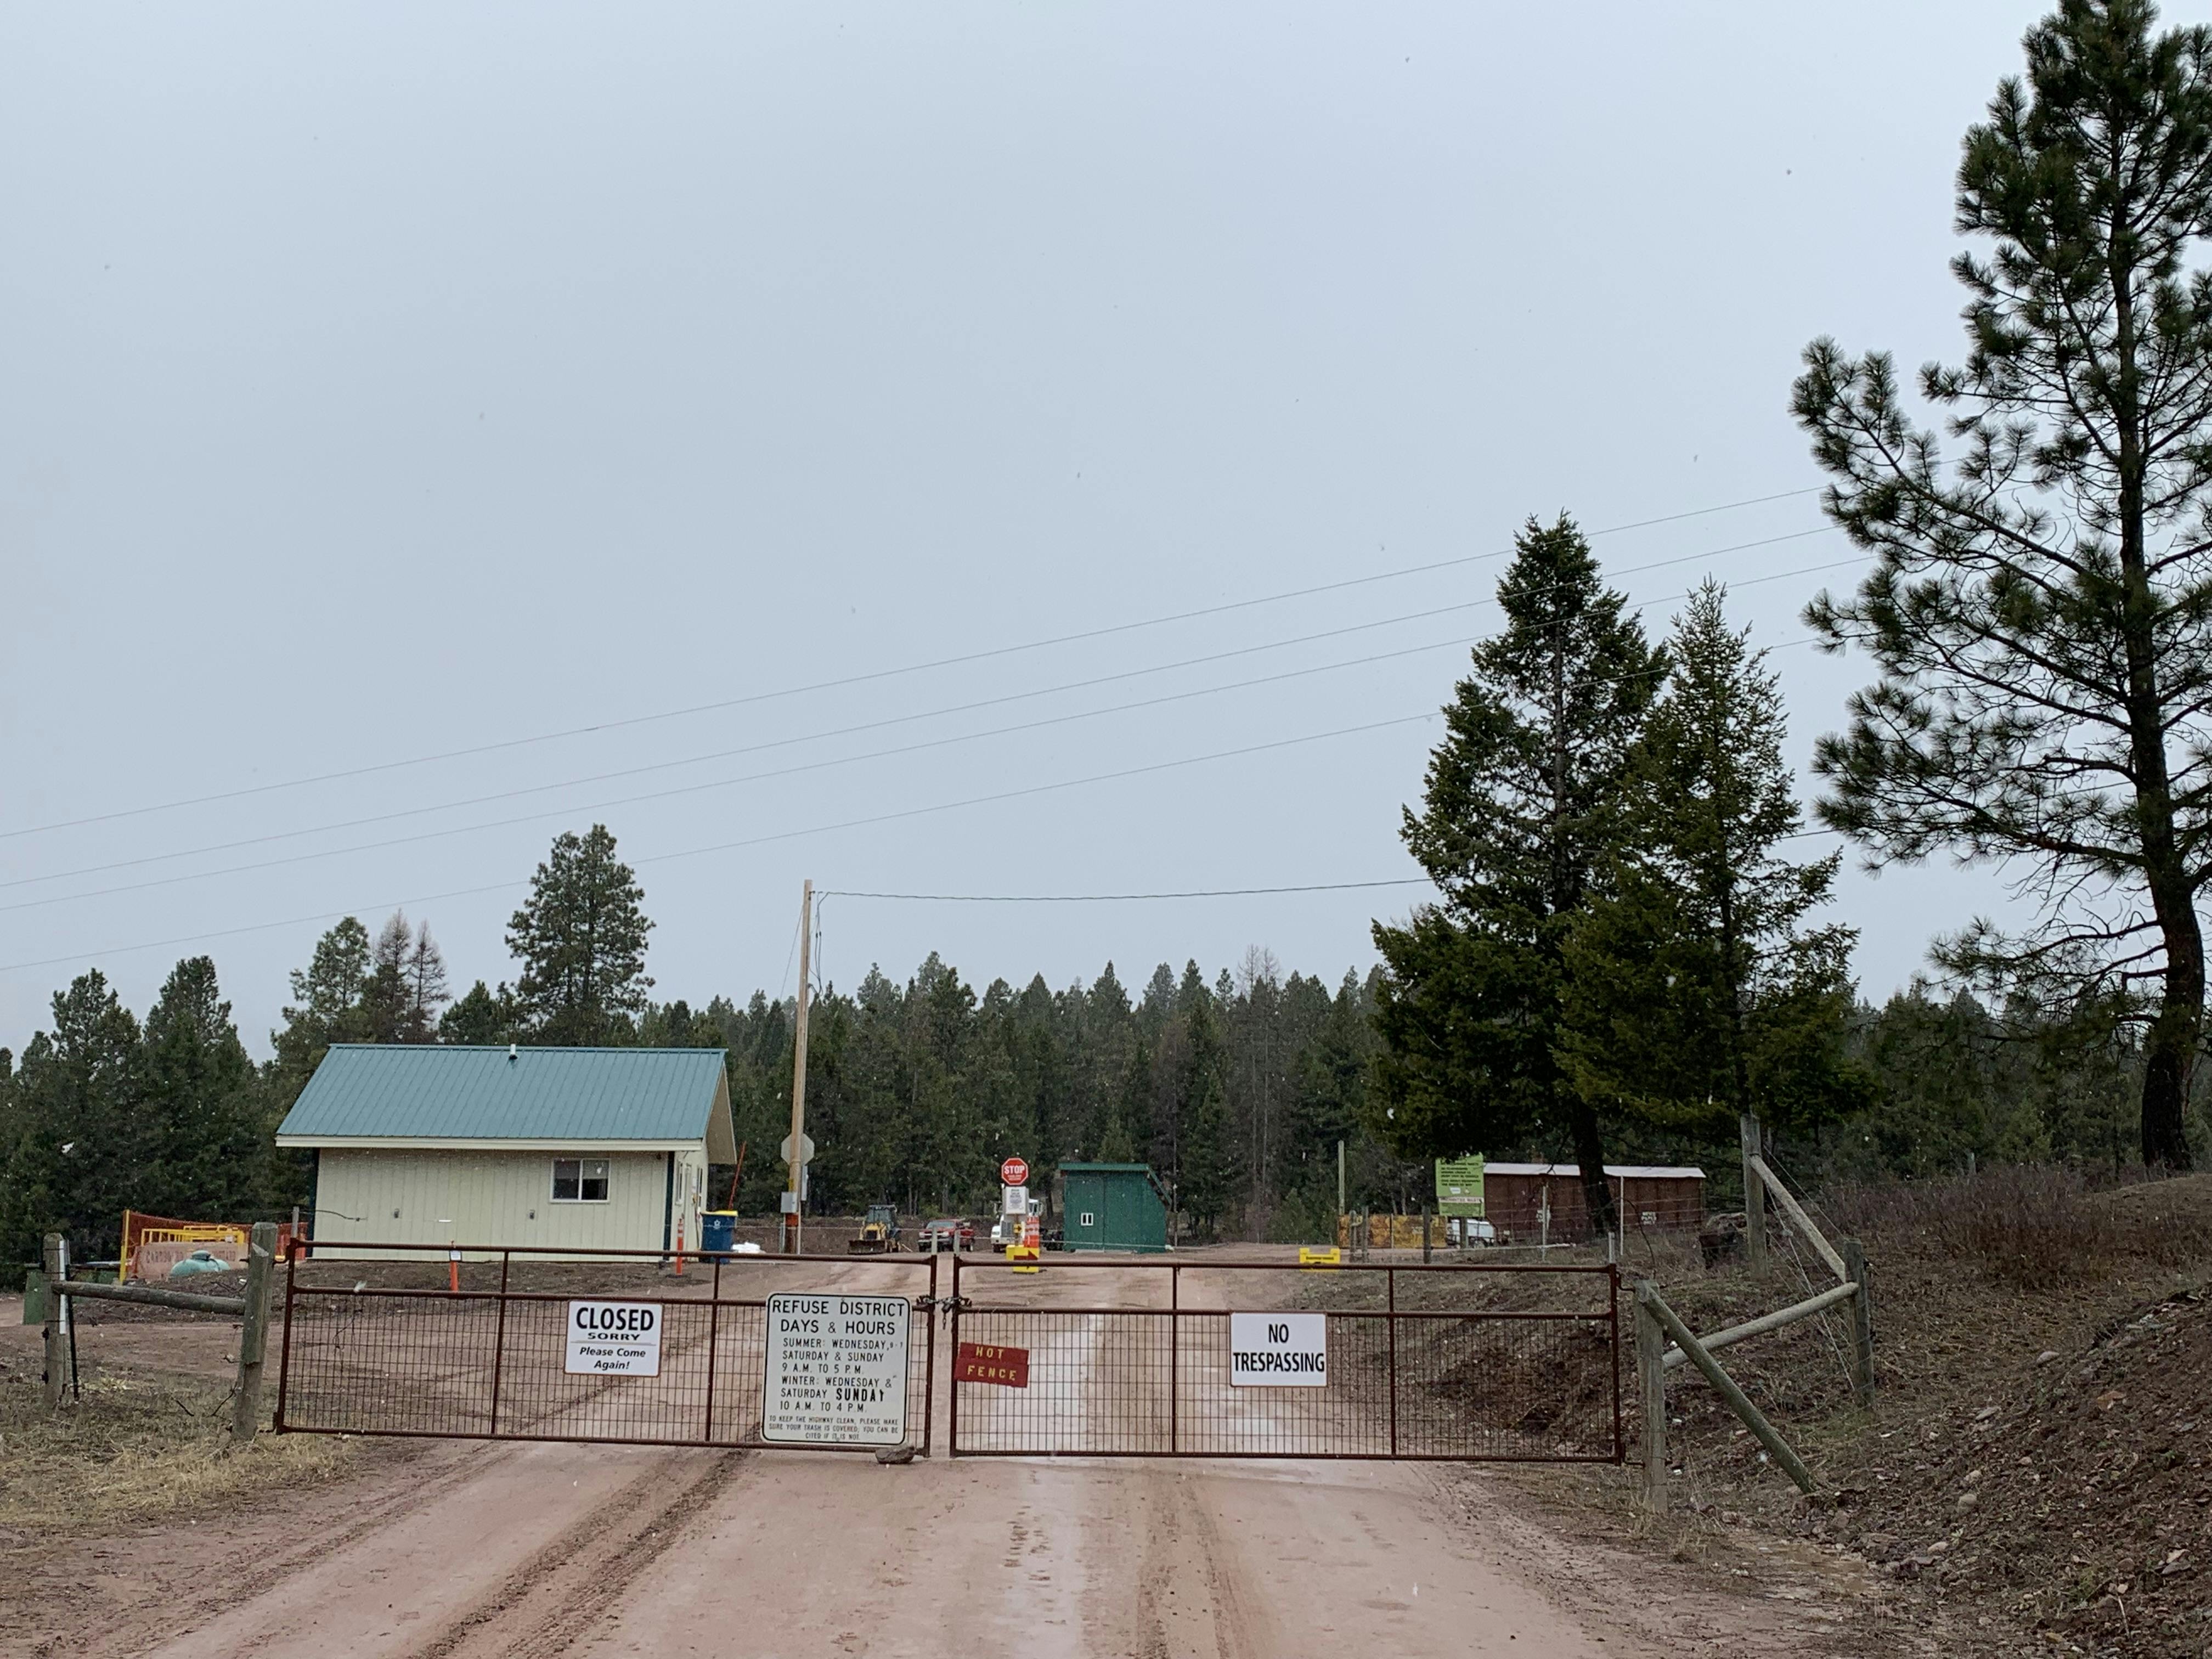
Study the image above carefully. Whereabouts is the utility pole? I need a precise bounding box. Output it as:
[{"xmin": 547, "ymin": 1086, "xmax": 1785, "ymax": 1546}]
[{"xmin": 784, "ymin": 879, "xmax": 813, "ymax": 1256}]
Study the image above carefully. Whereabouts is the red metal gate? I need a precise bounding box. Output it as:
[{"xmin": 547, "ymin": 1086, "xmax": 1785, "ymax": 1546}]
[
  {"xmin": 274, "ymin": 1242, "xmax": 936, "ymax": 1453},
  {"xmin": 946, "ymin": 1255, "xmax": 1622, "ymax": 1461}
]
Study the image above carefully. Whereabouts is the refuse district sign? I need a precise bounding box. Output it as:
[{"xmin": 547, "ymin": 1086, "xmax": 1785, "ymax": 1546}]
[
  {"xmin": 1227, "ymin": 1311, "xmax": 1327, "ymax": 1387},
  {"xmin": 762, "ymin": 1293, "xmax": 911, "ymax": 1444}
]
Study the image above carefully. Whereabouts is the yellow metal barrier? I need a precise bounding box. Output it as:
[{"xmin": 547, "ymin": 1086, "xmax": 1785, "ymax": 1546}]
[
  {"xmin": 1299, "ymin": 1245, "xmax": 1341, "ymax": 1269},
  {"xmin": 1006, "ymin": 1244, "xmax": 1041, "ymax": 1274}
]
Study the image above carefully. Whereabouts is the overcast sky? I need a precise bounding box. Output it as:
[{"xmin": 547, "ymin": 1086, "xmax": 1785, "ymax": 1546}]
[{"xmin": 0, "ymin": 2, "xmax": 2142, "ymax": 1055}]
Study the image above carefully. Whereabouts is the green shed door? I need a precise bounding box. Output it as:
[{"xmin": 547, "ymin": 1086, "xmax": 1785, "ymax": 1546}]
[{"xmin": 1065, "ymin": 1171, "xmax": 1103, "ymax": 1246}]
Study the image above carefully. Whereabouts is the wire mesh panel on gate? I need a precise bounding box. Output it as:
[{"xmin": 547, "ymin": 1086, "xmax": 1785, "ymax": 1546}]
[
  {"xmin": 276, "ymin": 1245, "xmax": 935, "ymax": 1451},
  {"xmin": 949, "ymin": 1258, "xmax": 1621, "ymax": 1462}
]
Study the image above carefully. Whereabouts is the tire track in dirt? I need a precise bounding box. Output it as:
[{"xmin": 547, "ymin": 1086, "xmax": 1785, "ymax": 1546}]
[
  {"xmin": 54, "ymin": 1443, "xmax": 498, "ymax": 1659},
  {"xmin": 398, "ymin": 1450, "xmax": 750, "ymax": 1659}
]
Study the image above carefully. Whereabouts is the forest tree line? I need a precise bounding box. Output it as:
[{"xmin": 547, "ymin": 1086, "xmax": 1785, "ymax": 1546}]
[{"xmin": 0, "ymin": 813, "xmax": 2166, "ymax": 1272}]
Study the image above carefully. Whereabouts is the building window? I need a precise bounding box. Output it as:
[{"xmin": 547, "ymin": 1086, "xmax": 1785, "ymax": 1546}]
[{"xmin": 552, "ymin": 1158, "xmax": 610, "ymax": 1202}]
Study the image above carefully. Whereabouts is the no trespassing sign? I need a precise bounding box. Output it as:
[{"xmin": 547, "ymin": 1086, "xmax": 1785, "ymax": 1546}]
[{"xmin": 1227, "ymin": 1311, "xmax": 1328, "ymax": 1387}]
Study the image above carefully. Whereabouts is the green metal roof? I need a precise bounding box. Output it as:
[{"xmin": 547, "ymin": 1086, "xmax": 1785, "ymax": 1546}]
[
  {"xmin": 1058, "ymin": 1163, "xmax": 1155, "ymax": 1173},
  {"xmin": 277, "ymin": 1045, "xmax": 731, "ymax": 1149}
]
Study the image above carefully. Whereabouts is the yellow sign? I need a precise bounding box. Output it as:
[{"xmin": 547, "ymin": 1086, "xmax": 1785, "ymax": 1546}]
[
  {"xmin": 1006, "ymin": 1244, "xmax": 1041, "ymax": 1274},
  {"xmin": 1298, "ymin": 1245, "xmax": 1341, "ymax": 1269}
]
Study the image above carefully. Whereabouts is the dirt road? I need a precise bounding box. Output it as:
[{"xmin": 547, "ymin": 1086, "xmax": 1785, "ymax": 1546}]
[{"xmin": 32, "ymin": 1256, "xmax": 1877, "ymax": 1659}]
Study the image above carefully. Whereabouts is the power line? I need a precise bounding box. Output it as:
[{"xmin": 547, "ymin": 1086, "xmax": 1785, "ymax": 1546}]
[
  {"xmin": 0, "ymin": 710, "xmax": 1445, "ymax": 975},
  {"xmin": 0, "ymin": 636, "xmax": 1487, "ymax": 913},
  {"xmin": 3, "ymin": 552, "xmax": 1859, "ymax": 915},
  {"xmin": 822, "ymin": 879, "xmax": 1431, "ymax": 902},
  {"xmin": 5, "ymin": 531, "xmax": 1852, "ymax": 900},
  {"xmin": 0, "ymin": 486, "xmax": 1822, "ymax": 842}
]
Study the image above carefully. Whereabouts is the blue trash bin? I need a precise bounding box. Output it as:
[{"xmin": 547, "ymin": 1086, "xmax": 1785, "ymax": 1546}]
[{"xmin": 701, "ymin": 1211, "xmax": 739, "ymax": 1255}]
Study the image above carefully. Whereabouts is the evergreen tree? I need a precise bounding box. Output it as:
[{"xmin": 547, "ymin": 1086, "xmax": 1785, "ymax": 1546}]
[
  {"xmin": 272, "ymin": 916, "xmax": 371, "ymax": 1077},
  {"xmin": 1561, "ymin": 584, "xmax": 1864, "ymax": 1143},
  {"xmin": 1793, "ymin": 0, "xmax": 2212, "ymax": 1169},
  {"xmin": 440, "ymin": 980, "xmax": 520, "ymax": 1045},
  {"xmin": 140, "ymin": 956, "xmax": 273, "ymax": 1220},
  {"xmin": 407, "ymin": 919, "xmax": 451, "ymax": 1038},
  {"xmin": 507, "ymin": 825, "xmax": 654, "ymax": 1043},
  {"xmin": 1372, "ymin": 515, "xmax": 1666, "ymax": 1233},
  {"xmin": 0, "ymin": 972, "xmax": 144, "ymax": 1262},
  {"xmin": 359, "ymin": 912, "xmax": 415, "ymax": 1042}
]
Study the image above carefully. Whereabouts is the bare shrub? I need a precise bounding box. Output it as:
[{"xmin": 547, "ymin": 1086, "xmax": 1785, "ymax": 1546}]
[{"xmin": 1818, "ymin": 1164, "xmax": 2211, "ymax": 1290}]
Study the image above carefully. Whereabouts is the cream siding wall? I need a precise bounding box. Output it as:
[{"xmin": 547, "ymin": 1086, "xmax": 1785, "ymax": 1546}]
[{"xmin": 314, "ymin": 1148, "xmax": 695, "ymax": 1260}]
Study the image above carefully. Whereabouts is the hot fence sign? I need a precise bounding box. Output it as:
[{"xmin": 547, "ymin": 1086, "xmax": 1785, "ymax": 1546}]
[
  {"xmin": 762, "ymin": 1293, "xmax": 911, "ymax": 1446},
  {"xmin": 1228, "ymin": 1312, "xmax": 1328, "ymax": 1387},
  {"xmin": 563, "ymin": 1301, "xmax": 663, "ymax": 1376}
]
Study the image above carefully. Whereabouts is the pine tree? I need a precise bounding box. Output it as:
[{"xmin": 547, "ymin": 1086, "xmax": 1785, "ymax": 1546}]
[
  {"xmin": 407, "ymin": 920, "xmax": 451, "ymax": 1039},
  {"xmin": 272, "ymin": 916, "xmax": 371, "ymax": 1076},
  {"xmin": 1793, "ymin": 0, "xmax": 2212, "ymax": 1169},
  {"xmin": 507, "ymin": 825, "xmax": 654, "ymax": 1044},
  {"xmin": 1, "ymin": 972, "xmax": 144, "ymax": 1262},
  {"xmin": 439, "ymin": 980, "xmax": 519, "ymax": 1045},
  {"xmin": 359, "ymin": 912, "xmax": 415, "ymax": 1042},
  {"xmin": 1560, "ymin": 584, "xmax": 1863, "ymax": 1144},
  {"xmin": 140, "ymin": 956, "xmax": 271, "ymax": 1220},
  {"xmin": 1372, "ymin": 515, "xmax": 1666, "ymax": 1233},
  {"xmin": 1173, "ymin": 964, "xmax": 1239, "ymax": 1237}
]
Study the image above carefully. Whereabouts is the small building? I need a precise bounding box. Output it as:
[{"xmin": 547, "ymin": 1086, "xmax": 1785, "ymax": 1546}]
[
  {"xmin": 1481, "ymin": 1163, "xmax": 1706, "ymax": 1243},
  {"xmin": 1055, "ymin": 1163, "xmax": 1170, "ymax": 1252},
  {"xmin": 276, "ymin": 1044, "xmax": 736, "ymax": 1260}
]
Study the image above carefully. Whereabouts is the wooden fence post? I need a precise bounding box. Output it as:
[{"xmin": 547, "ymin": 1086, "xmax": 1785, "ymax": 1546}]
[
  {"xmin": 1634, "ymin": 1281, "xmax": 1668, "ymax": 1513},
  {"xmin": 1739, "ymin": 1114, "xmax": 1766, "ymax": 1267},
  {"xmin": 1841, "ymin": 1237, "xmax": 1875, "ymax": 1409},
  {"xmin": 1641, "ymin": 1285, "xmax": 1819, "ymax": 1494},
  {"xmin": 231, "ymin": 1222, "xmax": 278, "ymax": 1444},
  {"xmin": 41, "ymin": 1233, "xmax": 66, "ymax": 1412}
]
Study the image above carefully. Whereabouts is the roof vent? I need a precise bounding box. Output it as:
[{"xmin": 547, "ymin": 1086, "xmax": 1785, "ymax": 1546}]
[{"xmin": 508, "ymin": 1042, "xmax": 518, "ymax": 1062}]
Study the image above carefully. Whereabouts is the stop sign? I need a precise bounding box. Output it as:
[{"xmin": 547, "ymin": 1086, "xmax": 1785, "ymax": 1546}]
[{"xmin": 1000, "ymin": 1156, "xmax": 1030, "ymax": 1187}]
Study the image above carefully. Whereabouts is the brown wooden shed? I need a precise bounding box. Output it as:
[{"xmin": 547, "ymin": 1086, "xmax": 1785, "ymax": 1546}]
[{"xmin": 1481, "ymin": 1163, "xmax": 1705, "ymax": 1244}]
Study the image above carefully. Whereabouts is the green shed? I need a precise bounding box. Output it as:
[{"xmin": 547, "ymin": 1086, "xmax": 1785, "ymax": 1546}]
[{"xmin": 1057, "ymin": 1163, "xmax": 1169, "ymax": 1252}]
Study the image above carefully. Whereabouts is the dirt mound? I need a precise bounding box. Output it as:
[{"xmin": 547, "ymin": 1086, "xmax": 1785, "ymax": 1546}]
[{"xmin": 1837, "ymin": 1282, "xmax": 2210, "ymax": 1655}]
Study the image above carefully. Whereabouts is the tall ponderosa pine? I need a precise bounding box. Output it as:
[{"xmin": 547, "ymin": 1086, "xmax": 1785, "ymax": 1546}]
[
  {"xmin": 1794, "ymin": 0, "xmax": 2212, "ymax": 1168},
  {"xmin": 507, "ymin": 825, "xmax": 654, "ymax": 1043},
  {"xmin": 1373, "ymin": 515, "xmax": 1666, "ymax": 1233},
  {"xmin": 1561, "ymin": 584, "xmax": 1862, "ymax": 1140}
]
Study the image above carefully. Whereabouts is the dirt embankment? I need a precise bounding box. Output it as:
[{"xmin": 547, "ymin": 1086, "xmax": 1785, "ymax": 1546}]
[{"xmin": 1539, "ymin": 1169, "xmax": 2212, "ymax": 1658}]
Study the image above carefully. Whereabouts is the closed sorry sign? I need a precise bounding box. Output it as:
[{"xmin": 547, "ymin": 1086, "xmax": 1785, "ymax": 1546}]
[
  {"xmin": 1228, "ymin": 1312, "xmax": 1328, "ymax": 1386},
  {"xmin": 564, "ymin": 1301, "xmax": 663, "ymax": 1376}
]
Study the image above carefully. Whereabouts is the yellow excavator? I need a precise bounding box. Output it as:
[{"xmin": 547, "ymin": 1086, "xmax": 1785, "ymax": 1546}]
[{"xmin": 848, "ymin": 1204, "xmax": 902, "ymax": 1254}]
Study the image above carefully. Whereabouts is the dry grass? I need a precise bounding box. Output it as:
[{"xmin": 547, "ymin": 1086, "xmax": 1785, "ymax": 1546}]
[
  {"xmin": 0, "ymin": 1371, "xmax": 366, "ymax": 1534},
  {"xmin": 1817, "ymin": 1164, "xmax": 2212, "ymax": 1290}
]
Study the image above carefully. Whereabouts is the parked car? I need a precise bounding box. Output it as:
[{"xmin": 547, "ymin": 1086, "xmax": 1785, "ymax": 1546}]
[{"xmin": 918, "ymin": 1218, "xmax": 976, "ymax": 1252}]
